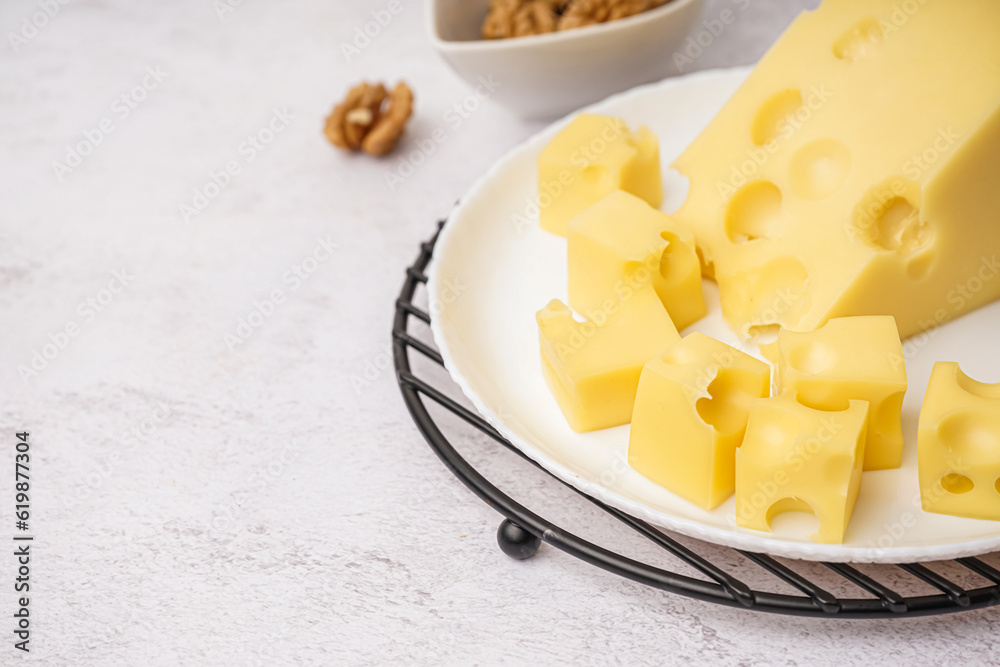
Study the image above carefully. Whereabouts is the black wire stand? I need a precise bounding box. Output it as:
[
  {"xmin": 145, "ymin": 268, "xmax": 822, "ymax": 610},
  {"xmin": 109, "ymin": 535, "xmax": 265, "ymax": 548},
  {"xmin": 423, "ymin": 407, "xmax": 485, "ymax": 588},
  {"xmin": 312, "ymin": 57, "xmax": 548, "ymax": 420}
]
[{"xmin": 394, "ymin": 220, "xmax": 1000, "ymax": 618}]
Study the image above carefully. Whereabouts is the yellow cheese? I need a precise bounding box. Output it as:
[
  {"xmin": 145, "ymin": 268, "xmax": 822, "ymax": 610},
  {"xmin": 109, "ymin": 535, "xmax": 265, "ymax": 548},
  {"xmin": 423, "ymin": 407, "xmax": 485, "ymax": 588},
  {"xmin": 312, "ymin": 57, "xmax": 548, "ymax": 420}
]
[
  {"xmin": 668, "ymin": 0, "xmax": 1000, "ymax": 339},
  {"xmin": 628, "ymin": 333, "xmax": 770, "ymax": 509},
  {"xmin": 918, "ymin": 362, "xmax": 1000, "ymax": 522},
  {"xmin": 537, "ymin": 285, "xmax": 679, "ymax": 432},
  {"xmin": 537, "ymin": 113, "xmax": 663, "ymax": 237},
  {"xmin": 736, "ymin": 393, "xmax": 868, "ymax": 544},
  {"xmin": 760, "ymin": 316, "xmax": 906, "ymax": 471},
  {"xmin": 568, "ymin": 190, "xmax": 706, "ymax": 331}
]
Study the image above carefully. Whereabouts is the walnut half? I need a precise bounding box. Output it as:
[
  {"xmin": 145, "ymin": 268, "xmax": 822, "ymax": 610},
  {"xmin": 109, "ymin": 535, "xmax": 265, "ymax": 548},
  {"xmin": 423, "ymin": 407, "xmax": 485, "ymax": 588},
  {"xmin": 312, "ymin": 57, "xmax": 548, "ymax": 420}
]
[{"xmin": 324, "ymin": 81, "xmax": 414, "ymax": 157}]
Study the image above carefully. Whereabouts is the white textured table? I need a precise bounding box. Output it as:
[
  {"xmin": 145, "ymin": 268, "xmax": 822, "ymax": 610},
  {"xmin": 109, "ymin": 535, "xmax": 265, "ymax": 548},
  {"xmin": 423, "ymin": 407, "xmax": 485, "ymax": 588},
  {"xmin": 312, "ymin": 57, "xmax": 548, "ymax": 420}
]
[{"xmin": 3, "ymin": 0, "xmax": 998, "ymax": 664}]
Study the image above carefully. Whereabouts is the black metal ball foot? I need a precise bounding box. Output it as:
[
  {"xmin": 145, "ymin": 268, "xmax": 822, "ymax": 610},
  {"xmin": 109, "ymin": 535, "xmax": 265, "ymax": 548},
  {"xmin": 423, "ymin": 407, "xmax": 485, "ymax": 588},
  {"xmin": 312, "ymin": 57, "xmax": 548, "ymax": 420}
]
[{"xmin": 497, "ymin": 519, "xmax": 541, "ymax": 560}]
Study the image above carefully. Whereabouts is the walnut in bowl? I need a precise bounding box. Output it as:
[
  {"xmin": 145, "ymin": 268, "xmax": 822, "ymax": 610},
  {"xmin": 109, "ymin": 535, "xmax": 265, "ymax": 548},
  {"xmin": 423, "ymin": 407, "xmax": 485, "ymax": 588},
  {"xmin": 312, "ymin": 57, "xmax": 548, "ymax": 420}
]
[{"xmin": 482, "ymin": 0, "xmax": 675, "ymax": 39}]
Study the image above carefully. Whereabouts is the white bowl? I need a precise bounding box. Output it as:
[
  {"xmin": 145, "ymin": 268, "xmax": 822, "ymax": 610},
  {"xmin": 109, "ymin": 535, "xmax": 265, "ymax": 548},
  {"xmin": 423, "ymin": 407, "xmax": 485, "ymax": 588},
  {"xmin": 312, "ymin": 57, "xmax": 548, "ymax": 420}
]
[{"xmin": 427, "ymin": 0, "xmax": 707, "ymax": 119}]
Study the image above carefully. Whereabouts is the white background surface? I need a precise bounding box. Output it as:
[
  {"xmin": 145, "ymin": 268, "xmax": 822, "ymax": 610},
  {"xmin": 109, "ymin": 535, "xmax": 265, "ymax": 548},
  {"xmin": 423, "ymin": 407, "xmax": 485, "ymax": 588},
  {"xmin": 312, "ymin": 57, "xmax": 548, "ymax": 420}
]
[{"xmin": 3, "ymin": 0, "xmax": 999, "ymax": 664}]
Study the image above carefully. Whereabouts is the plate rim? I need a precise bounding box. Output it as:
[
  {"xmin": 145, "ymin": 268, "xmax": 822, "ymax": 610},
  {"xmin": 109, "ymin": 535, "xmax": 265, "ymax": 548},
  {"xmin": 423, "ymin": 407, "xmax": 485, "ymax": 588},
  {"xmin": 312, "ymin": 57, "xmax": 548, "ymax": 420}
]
[{"xmin": 427, "ymin": 66, "xmax": 1000, "ymax": 563}]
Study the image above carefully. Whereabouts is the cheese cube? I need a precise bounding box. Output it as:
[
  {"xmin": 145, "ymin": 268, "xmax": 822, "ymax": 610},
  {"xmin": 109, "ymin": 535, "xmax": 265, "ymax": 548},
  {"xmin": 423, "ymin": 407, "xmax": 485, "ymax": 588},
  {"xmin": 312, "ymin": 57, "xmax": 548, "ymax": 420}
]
[
  {"xmin": 537, "ymin": 113, "xmax": 663, "ymax": 237},
  {"xmin": 668, "ymin": 0, "xmax": 1000, "ymax": 338},
  {"xmin": 918, "ymin": 362, "xmax": 1000, "ymax": 522},
  {"xmin": 537, "ymin": 285, "xmax": 679, "ymax": 432},
  {"xmin": 761, "ymin": 316, "xmax": 907, "ymax": 471},
  {"xmin": 568, "ymin": 190, "xmax": 706, "ymax": 331},
  {"xmin": 736, "ymin": 393, "xmax": 869, "ymax": 544},
  {"xmin": 628, "ymin": 333, "xmax": 770, "ymax": 509}
]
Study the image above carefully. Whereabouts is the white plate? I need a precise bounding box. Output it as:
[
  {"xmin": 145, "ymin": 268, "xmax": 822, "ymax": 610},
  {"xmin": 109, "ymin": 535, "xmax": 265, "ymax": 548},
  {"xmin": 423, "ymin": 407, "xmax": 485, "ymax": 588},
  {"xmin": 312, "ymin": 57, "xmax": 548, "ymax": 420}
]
[{"xmin": 428, "ymin": 67, "xmax": 1000, "ymax": 563}]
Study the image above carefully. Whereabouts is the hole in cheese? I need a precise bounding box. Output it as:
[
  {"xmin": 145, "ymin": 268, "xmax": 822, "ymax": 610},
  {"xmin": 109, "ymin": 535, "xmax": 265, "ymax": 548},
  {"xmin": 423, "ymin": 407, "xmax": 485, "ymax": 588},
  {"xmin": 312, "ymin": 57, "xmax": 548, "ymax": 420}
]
[
  {"xmin": 794, "ymin": 393, "xmax": 851, "ymax": 413},
  {"xmin": 787, "ymin": 341, "xmax": 838, "ymax": 375},
  {"xmin": 737, "ymin": 257, "xmax": 811, "ymax": 334},
  {"xmin": 852, "ymin": 179, "xmax": 934, "ymax": 257},
  {"xmin": 937, "ymin": 411, "xmax": 1000, "ymax": 459},
  {"xmin": 659, "ymin": 231, "xmax": 698, "ymax": 284},
  {"xmin": 765, "ymin": 497, "xmax": 819, "ymax": 535},
  {"xmin": 752, "ymin": 89, "xmax": 804, "ymax": 146},
  {"xmin": 941, "ymin": 473, "xmax": 974, "ymax": 495},
  {"xmin": 954, "ymin": 367, "xmax": 1000, "ymax": 400},
  {"xmin": 725, "ymin": 180, "xmax": 783, "ymax": 243},
  {"xmin": 748, "ymin": 323, "xmax": 782, "ymax": 344},
  {"xmin": 788, "ymin": 139, "xmax": 852, "ymax": 200},
  {"xmin": 661, "ymin": 344, "xmax": 699, "ymax": 366},
  {"xmin": 874, "ymin": 199, "xmax": 926, "ymax": 250},
  {"xmin": 696, "ymin": 368, "xmax": 766, "ymax": 437},
  {"xmin": 581, "ymin": 164, "xmax": 609, "ymax": 189},
  {"xmin": 751, "ymin": 407, "xmax": 802, "ymax": 449},
  {"xmin": 695, "ymin": 245, "xmax": 715, "ymax": 280},
  {"xmin": 833, "ymin": 17, "xmax": 885, "ymax": 62}
]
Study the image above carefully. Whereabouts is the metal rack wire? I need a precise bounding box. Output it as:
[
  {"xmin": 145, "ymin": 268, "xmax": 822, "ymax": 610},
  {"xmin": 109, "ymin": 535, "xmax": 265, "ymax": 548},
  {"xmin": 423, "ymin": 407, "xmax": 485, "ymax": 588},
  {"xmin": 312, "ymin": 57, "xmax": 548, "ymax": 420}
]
[{"xmin": 394, "ymin": 220, "xmax": 1000, "ymax": 618}]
